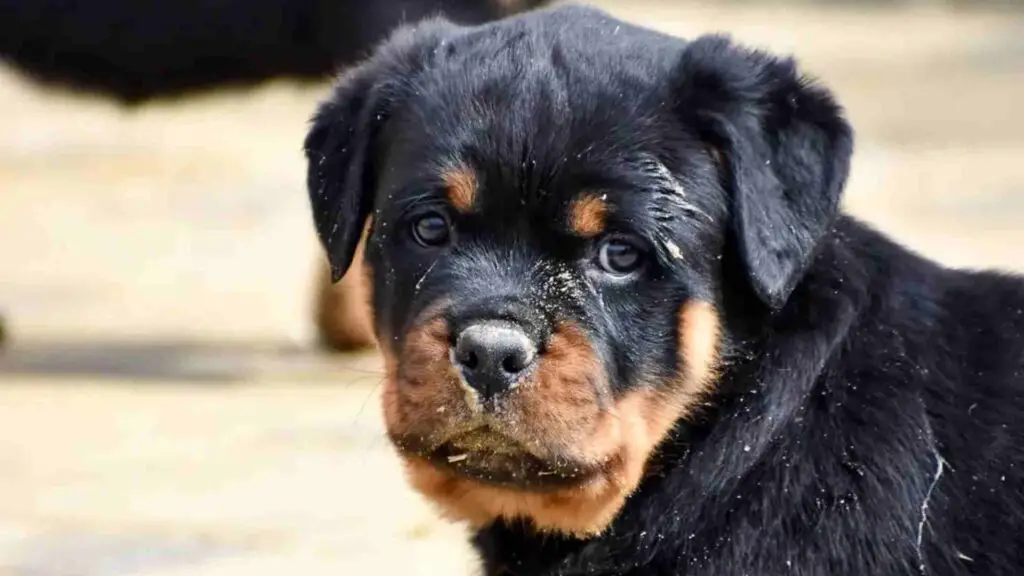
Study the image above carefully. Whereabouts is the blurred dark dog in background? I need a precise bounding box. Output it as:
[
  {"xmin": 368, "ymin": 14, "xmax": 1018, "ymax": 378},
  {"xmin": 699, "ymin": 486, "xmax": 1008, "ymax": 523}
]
[
  {"xmin": 0, "ymin": 0, "xmax": 549, "ymax": 350},
  {"xmin": 0, "ymin": 0, "xmax": 546, "ymax": 104}
]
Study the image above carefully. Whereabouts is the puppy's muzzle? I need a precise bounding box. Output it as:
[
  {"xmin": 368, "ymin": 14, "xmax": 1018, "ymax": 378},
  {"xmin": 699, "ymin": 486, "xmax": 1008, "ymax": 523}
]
[{"xmin": 451, "ymin": 321, "xmax": 537, "ymax": 400}]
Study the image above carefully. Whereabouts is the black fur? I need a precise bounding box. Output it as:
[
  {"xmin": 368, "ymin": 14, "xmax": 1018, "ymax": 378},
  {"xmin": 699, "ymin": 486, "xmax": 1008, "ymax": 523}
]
[
  {"xmin": 674, "ymin": 37, "xmax": 853, "ymax": 309},
  {"xmin": 0, "ymin": 0, "xmax": 546, "ymax": 104},
  {"xmin": 306, "ymin": 4, "xmax": 1024, "ymax": 575}
]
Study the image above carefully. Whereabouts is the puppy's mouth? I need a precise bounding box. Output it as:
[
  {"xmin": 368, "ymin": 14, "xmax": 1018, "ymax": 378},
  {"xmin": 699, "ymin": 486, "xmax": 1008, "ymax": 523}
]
[{"xmin": 399, "ymin": 427, "xmax": 601, "ymax": 490}]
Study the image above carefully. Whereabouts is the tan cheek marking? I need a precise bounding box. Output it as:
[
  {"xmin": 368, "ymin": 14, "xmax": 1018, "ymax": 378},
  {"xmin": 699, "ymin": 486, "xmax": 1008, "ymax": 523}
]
[
  {"xmin": 381, "ymin": 316, "xmax": 462, "ymax": 447},
  {"xmin": 444, "ymin": 167, "xmax": 477, "ymax": 213},
  {"xmin": 568, "ymin": 193, "xmax": 608, "ymax": 238},
  {"xmin": 512, "ymin": 323, "xmax": 607, "ymax": 452}
]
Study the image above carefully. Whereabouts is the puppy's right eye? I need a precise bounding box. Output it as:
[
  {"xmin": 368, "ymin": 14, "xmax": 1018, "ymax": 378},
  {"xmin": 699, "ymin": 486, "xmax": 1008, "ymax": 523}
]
[
  {"xmin": 411, "ymin": 212, "xmax": 452, "ymax": 247},
  {"xmin": 596, "ymin": 236, "xmax": 646, "ymax": 277}
]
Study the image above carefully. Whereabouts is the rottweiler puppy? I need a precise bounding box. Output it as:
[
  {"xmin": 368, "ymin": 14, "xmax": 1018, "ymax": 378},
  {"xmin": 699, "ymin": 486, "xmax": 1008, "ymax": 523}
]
[{"xmin": 304, "ymin": 4, "xmax": 1024, "ymax": 575}]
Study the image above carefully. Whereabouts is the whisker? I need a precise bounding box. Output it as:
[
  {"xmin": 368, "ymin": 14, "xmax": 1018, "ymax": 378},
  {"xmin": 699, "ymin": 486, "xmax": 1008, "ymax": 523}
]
[{"xmin": 353, "ymin": 376, "xmax": 387, "ymax": 423}]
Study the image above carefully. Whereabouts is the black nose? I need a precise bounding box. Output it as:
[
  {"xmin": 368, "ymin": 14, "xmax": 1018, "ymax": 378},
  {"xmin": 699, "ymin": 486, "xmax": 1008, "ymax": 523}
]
[{"xmin": 452, "ymin": 321, "xmax": 537, "ymax": 399}]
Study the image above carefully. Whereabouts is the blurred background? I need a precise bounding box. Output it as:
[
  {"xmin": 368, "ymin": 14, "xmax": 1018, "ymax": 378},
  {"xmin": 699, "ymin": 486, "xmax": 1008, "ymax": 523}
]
[{"xmin": 1, "ymin": 0, "xmax": 1022, "ymax": 574}]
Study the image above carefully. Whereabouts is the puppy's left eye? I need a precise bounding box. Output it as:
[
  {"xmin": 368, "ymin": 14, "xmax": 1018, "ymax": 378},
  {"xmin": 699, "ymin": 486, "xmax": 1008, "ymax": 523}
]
[
  {"xmin": 411, "ymin": 212, "xmax": 452, "ymax": 247},
  {"xmin": 597, "ymin": 237, "xmax": 646, "ymax": 276}
]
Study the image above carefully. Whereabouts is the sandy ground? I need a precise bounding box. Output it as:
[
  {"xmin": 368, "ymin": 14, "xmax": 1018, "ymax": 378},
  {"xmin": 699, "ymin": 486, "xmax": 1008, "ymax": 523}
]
[{"xmin": 1, "ymin": 1, "xmax": 1023, "ymax": 574}]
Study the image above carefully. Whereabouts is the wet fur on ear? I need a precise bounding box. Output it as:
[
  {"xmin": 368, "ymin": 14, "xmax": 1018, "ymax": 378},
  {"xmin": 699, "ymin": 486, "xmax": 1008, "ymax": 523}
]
[
  {"xmin": 674, "ymin": 35, "xmax": 854, "ymax": 310},
  {"xmin": 303, "ymin": 18, "xmax": 461, "ymax": 282}
]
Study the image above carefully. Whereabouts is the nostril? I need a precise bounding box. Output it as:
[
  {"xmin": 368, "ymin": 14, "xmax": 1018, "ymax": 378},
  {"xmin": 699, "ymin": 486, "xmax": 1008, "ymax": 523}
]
[
  {"xmin": 501, "ymin": 353, "xmax": 527, "ymax": 374},
  {"xmin": 457, "ymin": 348, "xmax": 480, "ymax": 371}
]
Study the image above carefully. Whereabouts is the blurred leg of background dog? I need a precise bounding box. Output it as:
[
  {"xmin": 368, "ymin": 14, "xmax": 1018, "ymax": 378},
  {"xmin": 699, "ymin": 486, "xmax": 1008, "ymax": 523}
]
[{"xmin": 315, "ymin": 233, "xmax": 376, "ymax": 352}]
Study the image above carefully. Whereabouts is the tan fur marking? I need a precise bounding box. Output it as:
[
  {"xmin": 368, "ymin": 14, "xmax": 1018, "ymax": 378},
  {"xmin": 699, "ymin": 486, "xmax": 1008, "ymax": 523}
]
[
  {"xmin": 568, "ymin": 193, "xmax": 608, "ymax": 238},
  {"xmin": 679, "ymin": 300, "xmax": 721, "ymax": 386},
  {"xmin": 444, "ymin": 168, "xmax": 477, "ymax": 213},
  {"xmin": 381, "ymin": 303, "xmax": 472, "ymax": 460},
  {"xmin": 314, "ymin": 222, "xmax": 376, "ymax": 351},
  {"xmin": 387, "ymin": 302, "xmax": 721, "ymax": 536},
  {"xmin": 382, "ymin": 317, "xmax": 458, "ymax": 440}
]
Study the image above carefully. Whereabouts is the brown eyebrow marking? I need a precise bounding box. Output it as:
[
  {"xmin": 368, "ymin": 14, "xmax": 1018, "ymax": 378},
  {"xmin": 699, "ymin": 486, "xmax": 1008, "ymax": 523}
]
[
  {"xmin": 568, "ymin": 192, "xmax": 608, "ymax": 238},
  {"xmin": 443, "ymin": 167, "xmax": 477, "ymax": 213}
]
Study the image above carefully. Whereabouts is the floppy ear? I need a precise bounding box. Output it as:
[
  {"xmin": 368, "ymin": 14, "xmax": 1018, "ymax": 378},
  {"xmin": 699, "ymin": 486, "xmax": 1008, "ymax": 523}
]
[
  {"xmin": 674, "ymin": 35, "xmax": 854, "ymax": 310},
  {"xmin": 304, "ymin": 66, "xmax": 383, "ymax": 282},
  {"xmin": 304, "ymin": 18, "xmax": 459, "ymax": 282}
]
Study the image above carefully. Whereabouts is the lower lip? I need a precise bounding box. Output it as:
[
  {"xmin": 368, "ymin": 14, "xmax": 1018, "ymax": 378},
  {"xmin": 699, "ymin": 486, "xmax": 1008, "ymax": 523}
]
[{"xmin": 425, "ymin": 442, "xmax": 597, "ymax": 489}]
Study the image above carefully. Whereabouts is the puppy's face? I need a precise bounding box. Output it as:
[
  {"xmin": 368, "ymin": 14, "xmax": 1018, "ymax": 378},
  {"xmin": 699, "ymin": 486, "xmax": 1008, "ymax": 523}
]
[
  {"xmin": 368, "ymin": 98, "xmax": 727, "ymax": 535},
  {"xmin": 305, "ymin": 6, "xmax": 852, "ymax": 536}
]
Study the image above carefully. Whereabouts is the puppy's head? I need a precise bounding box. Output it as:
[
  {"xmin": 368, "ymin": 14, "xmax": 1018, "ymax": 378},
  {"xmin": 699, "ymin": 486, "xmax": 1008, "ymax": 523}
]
[{"xmin": 304, "ymin": 6, "xmax": 852, "ymax": 537}]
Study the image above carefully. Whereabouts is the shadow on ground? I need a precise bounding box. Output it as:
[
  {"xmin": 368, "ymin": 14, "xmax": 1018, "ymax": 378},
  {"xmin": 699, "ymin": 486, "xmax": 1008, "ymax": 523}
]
[{"xmin": 0, "ymin": 340, "xmax": 383, "ymax": 383}]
